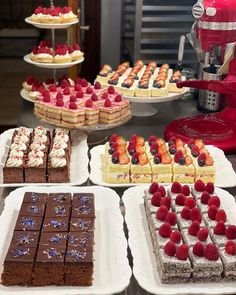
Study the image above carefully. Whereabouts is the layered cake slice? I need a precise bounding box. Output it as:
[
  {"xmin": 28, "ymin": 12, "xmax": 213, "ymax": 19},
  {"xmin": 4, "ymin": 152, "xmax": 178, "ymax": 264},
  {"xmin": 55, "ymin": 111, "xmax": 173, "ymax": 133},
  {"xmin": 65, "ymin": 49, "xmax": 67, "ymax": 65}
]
[
  {"xmin": 151, "ymin": 64, "xmax": 171, "ymax": 97},
  {"xmin": 96, "ymin": 64, "xmax": 113, "ymax": 85},
  {"xmin": 130, "ymin": 152, "xmax": 151, "ymax": 183},
  {"xmin": 99, "ymin": 98, "xmax": 121, "ymax": 124},
  {"xmin": 135, "ymin": 62, "xmax": 157, "ymax": 97},
  {"xmin": 172, "ymin": 150, "xmax": 195, "ymax": 183},
  {"xmin": 105, "ymin": 151, "xmax": 130, "ymax": 183},
  {"xmin": 168, "ymin": 70, "xmax": 184, "ymax": 93},
  {"xmin": 61, "ymin": 102, "xmax": 85, "ymax": 127},
  {"xmin": 84, "ymin": 99, "xmax": 99, "ymax": 125},
  {"xmin": 220, "ymin": 241, "xmax": 236, "ymax": 281}
]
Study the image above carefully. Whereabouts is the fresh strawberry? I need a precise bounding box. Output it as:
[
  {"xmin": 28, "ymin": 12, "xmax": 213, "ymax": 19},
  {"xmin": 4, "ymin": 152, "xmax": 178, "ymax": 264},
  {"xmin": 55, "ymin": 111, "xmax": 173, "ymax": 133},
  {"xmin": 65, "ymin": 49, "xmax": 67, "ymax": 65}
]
[
  {"xmin": 193, "ymin": 242, "xmax": 204, "ymax": 257},
  {"xmin": 151, "ymin": 192, "xmax": 162, "ymax": 207},
  {"xmin": 164, "ymin": 241, "xmax": 176, "ymax": 256},
  {"xmin": 160, "ymin": 196, "xmax": 171, "ymax": 210},
  {"xmin": 158, "ymin": 186, "xmax": 166, "ymax": 197},
  {"xmin": 174, "ymin": 150, "xmax": 183, "ymax": 163},
  {"xmin": 136, "ymin": 136, "xmax": 145, "ymax": 146},
  {"xmin": 208, "ymin": 196, "xmax": 220, "ymax": 208},
  {"xmin": 188, "ymin": 221, "xmax": 200, "ymax": 236},
  {"xmin": 190, "ymin": 207, "xmax": 202, "ymax": 223},
  {"xmin": 156, "ymin": 138, "xmax": 165, "ymax": 146},
  {"xmin": 116, "ymin": 136, "xmax": 126, "ymax": 146},
  {"xmin": 215, "ymin": 209, "xmax": 227, "ymax": 222},
  {"xmin": 176, "ymin": 244, "xmax": 189, "ymax": 260},
  {"xmin": 200, "ymin": 191, "xmax": 210, "ymax": 204},
  {"xmin": 156, "ymin": 206, "xmax": 169, "ymax": 221},
  {"xmin": 214, "ymin": 221, "xmax": 226, "ymax": 235},
  {"xmin": 191, "ymin": 145, "xmax": 199, "ymax": 157},
  {"xmin": 205, "ymin": 156, "xmax": 214, "ymax": 166},
  {"xmin": 176, "ymin": 138, "xmax": 184, "ymax": 147},
  {"xmin": 197, "ymin": 228, "xmax": 208, "ymax": 241},
  {"xmin": 161, "ymin": 154, "xmax": 172, "ymax": 164},
  {"xmin": 171, "ymin": 181, "xmax": 182, "ymax": 194},
  {"xmin": 204, "ymin": 243, "xmax": 219, "ymax": 260},
  {"xmin": 117, "ymin": 145, "xmax": 126, "ymax": 154},
  {"xmin": 194, "ymin": 180, "xmax": 205, "ymax": 192},
  {"xmin": 225, "ymin": 241, "xmax": 236, "ymax": 255},
  {"xmin": 159, "ymin": 222, "xmax": 172, "ymax": 238},
  {"xmin": 158, "ymin": 144, "xmax": 167, "ymax": 155},
  {"xmin": 226, "ymin": 225, "xmax": 236, "ymax": 240},
  {"xmin": 177, "ymin": 145, "xmax": 186, "ymax": 155},
  {"xmin": 198, "ymin": 153, "xmax": 206, "ymax": 161},
  {"xmin": 149, "ymin": 182, "xmax": 159, "ymax": 194},
  {"xmin": 102, "ymin": 92, "xmax": 108, "ymax": 99},
  {"xmin": 184, "ymin": 155, "xmax": 193, "ymax": 165},
  {"xmin": 208, "ymin": 205, "xmax": 218, "ymax": 220},
  {"xmin": 181, "ymin": 206, "xmax": 191, "ymax": 220},
  {"xmin": 175, "ymin": 193, "xmax": 186, "ymax": 206},
  {"xmin": 165, "ymin": 212, "xmax": 177, "ymax": 226},
  {"xmin": 170, "ymin": 230, "xmax": 181, "ymax": 244},
  {"xmin": 136, "ymin": 144, "xmax": 145, "ymax": 154},
  {"xmin": 118, "ymin": 153, "xmax": 130, "ymax": 165},
  {"xmin": 184, "ymin": 197, "xmax": 196, "ymax": 209},
  {"xmin": 205, "ymin": 182, "xmax": 214, "ymax": 194},
  {"xmin": 138, "ymin": 153, "xmax": 148, "ymax": 166},
  {"xmin": 195, "ymin": 139, "xmax": 204, "ymax": 149}
]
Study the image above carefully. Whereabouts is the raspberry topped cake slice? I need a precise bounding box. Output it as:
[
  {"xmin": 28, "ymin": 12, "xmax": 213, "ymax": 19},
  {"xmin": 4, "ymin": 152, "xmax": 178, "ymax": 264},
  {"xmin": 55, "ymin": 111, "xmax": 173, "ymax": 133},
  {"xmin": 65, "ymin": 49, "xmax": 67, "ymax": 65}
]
[
  {"xmin": 192, "ymin": 180, "xmax": 215, "ymax": 199},
  {"xmin": 220, "ymin": 241, "xmax": 236, "ymax": 280},
  {"xmin": 99, "ymin": 98, "xmax": 121, "ymax": 124}
]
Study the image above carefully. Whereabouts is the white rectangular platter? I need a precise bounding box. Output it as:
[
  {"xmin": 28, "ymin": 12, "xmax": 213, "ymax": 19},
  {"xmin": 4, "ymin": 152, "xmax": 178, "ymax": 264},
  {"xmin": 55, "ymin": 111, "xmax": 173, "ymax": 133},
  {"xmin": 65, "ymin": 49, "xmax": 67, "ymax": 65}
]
[
  {"xmin": 0, "ymin": 185, "xmax": 131, "ymax": 295},
  {"xmin": 89, "ymin": 144, "xmax": 236, "ymax": 188},
  {"xmin": 0, "ymin": 128, "xmax": 89, "ymax": 186},
  {"xmin": 123, "ymin": 185, "xmax": 236, "ymax": 295}
]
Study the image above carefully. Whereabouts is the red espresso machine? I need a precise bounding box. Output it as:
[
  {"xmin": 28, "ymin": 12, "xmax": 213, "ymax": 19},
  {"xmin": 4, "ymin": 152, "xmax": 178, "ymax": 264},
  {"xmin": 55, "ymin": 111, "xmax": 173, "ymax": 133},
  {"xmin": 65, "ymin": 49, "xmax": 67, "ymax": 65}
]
[{"xmin": 164, "ymin": 0, "xmax": 236, "ymax": 154}]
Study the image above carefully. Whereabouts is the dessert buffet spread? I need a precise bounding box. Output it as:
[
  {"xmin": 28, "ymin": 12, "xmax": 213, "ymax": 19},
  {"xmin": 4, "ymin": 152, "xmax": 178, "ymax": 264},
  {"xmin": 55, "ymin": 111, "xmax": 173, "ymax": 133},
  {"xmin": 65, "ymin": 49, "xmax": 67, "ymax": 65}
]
[
  {"xmin": 28, "ymin": 6, "xmax": 78, "ymax": 24},
  {"xmin": 1, "ymin": 191, "xmax": 95, "ymax": 286},
  {"xmin": 96, "ymin": 60, "xmax": 184, "ymax": 98},
  {"xmin": 104, "ymin": 134, "xmax": 215, "ymax": 184},
  {"xmin": 30, "ymin": 41, "xmax": 84, "ymax": 64},
  {"xmin": 3, "ymin": 126, "xmax": 72, "ymax": 183},
  {"xmin": 144, "ymin": 180, "xmax": 236, "ymax": 284}
]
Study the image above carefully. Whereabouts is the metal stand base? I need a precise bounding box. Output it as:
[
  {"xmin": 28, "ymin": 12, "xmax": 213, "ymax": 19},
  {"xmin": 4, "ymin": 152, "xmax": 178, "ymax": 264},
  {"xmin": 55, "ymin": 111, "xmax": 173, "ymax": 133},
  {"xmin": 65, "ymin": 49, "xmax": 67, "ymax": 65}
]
[{"xmin": 131, "ymin": 103, "xmax": 158, "ymax": 117}]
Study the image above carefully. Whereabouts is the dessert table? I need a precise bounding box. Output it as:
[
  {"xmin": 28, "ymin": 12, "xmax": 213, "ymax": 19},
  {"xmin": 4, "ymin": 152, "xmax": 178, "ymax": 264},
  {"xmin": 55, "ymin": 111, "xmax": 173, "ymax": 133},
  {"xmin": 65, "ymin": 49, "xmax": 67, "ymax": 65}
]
[{"xmin": 0, "ymin": 93, "xmax": 235, "ymax": 295}]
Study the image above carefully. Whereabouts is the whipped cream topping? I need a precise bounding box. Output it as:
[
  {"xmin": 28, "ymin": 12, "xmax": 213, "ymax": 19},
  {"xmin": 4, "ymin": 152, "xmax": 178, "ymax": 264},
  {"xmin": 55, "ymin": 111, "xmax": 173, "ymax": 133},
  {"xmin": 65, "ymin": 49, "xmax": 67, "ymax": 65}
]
[
  {"xmin": 27, "ymin": 155, "xmax": 44, "ymax": 167},
  {"xmin": 49, "ymin": 148, "xmax": 66, "ymax": 158},
  {"xmin": 33, "ymin": 53, "xmax": 53, "ymax": 58},
  {"xmin": 71, "ymin": 50, "xmax": 83, "ymax": 57},
  {"xmin": 6, "ymin": 156, "xmax": 23, "ymax": 167},
  {"xmin": 33, "ymin": 134, "xmax": 48, "ymax": 143},
  {"xmin": 30, "ymin": 142, "xmax": 46, "ymax": 150},
  {"xmin": 14, "ymin": 134, "xmax": 29, "ymax": 144},
  {"xmin": 55, "ymin": 128, "xmax": 69, "ymax": 135},
  {"xmin": 34, "ymin": 126, "xmax": 47, "ymax": 136},
  {"xmin": 29, "ymin": 149, "xmax": 44, "ymax": 158},
  {"xmin": 61, "ymin": 11, "xmax": 76, "ymax": 19},
  {"xmin": 18, "ymin": 127, "xmax": 31, "ymax": 137},
  {"xmin": 51, "ymin": 157, "xmax": 67, "ymax": 168},
  {"xmin": 54, "ymin": 133, "xmax": 69, "ymax": 143},
  {"xmin": 9, "ymin": 150, "xmax": 24, "ymax": 158},
  {"xmin": 10, "ymin": 142, "xmax": 27, "ymax": 151},
  {"xmin": 53, "ymin": 141, "xmax": 68, "ymax": 150},
  {"xmin": 54, "ymin": 52, "xmax": 71, "ymax": 59}
]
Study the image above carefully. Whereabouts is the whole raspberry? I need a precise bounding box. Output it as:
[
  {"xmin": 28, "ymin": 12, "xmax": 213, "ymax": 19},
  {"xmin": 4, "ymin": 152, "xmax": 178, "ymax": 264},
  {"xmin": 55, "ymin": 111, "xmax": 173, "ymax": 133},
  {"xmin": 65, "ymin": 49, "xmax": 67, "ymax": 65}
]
[
  {"xmin": 205, "ymin": 182, "xmax": 214, "ymax": 194},
  {"xmin": 190, "ymin": 207, "xmax": 202, "ymax": 223},
  {"xmin": 158, "ymin": 186, "xmax": 166, "ymax": 197},
  {"xmin": 225, "ymin": 241, "xmax": 236, "ymax": 255},
  {"xmin": 151, "ymin": 192, "xmax": 162, "ymax": 207},
  {"xmin": 214, "ymin": 221, "xmax": 226, "ymax": 235},
  {"xmin": 200, "ymin": 191, "xmax": 210, "ymax": 204},
  {"xmin": 215, "ymin": 209, "xmax": 227, "ymax": 222},
  {"xmin": 175, "ymin": 193, "xmax": 186, "ymax": 206},
  {"xmin": 171, "ymin": 181, "xmax": 182, "ymax": 194},
  {"xmin": 181, "ymin": 185, "xmax": 190, "ymax": 196},
  {"xmin": 170, "ymin": 230, "xmax": 181, "ymax": 244},
  {"xmin": 159, "ymin": 223, "xmax": 172, "ymax": 238},
  {"xmin": 156, "ymin": 206, "xmax": 168, "ymax": 221},
  {"xmin": 226, "ymin": 225, "xmax": 236, "ymax": 240},
  {"xmin": 194, "ymin": 180, "xmax": 205, "ymax": 192},
  {"xmin": 160, "ymin": 196, "xmax": 171, "ymax": 210},
  {"xmin": 197, "ymin": 228, "xmax": 208, "ymax": 241},
  {"xmin": 164, "ymin": 240, "xmax": 176, "ymax": 256},
  {"xmin": 176, "ymin": 244, "xmax": 189, "ymax": 260},
  {"xmin": 208, "ymin": 196, "xmax": 221, "ymax": 208},
  {"xmin": 149, "ymin": 182, "xmax": 159, "ymax": 194},
  {"xmin": 204, "ymin": 243, "xmax": 219, "ymax": 261},
  {"xmin": 208, "ymin": 205, "xmax": 218, "ymax": 220},
  {"xmin": 184, "ymin": 197, "xmax": 196, "ymax": 209},
  {"xmin": 193, "ymin": 242, "xmax": 204, "ymax": 257},
  {"xmin": 165, "ymin": 212, "xmax": 177, "ymax": 226},
  {"xmin": 188, "ymin": 220, "xmax": 200, "ymax": 236},
  {"xmin": 181, "ymin": 206, "xmax": 191, "ymax": 220}
]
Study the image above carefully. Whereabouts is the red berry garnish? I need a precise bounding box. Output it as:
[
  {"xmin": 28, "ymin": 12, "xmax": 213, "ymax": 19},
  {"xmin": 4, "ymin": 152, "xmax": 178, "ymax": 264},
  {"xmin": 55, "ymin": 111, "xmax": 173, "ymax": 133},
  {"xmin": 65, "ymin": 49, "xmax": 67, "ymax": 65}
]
[
  {"xmin": 81, "ymin": 79, "xmax": 88, "ymax": 87},
  {"xmin": 175, "ymin": 193, "xmax": 186, "ymax": 206},
  {"xmin": 208, "ymin": 196, "xmax": 220, "ymax": 208},
  {"xmin": 86, "ymin": 86, "xmax": 93, "ymax": 94},
  {"xmin": 63, "ymin": 87, "xmax": 71, "ymax": 95},
  {"xmin": 174, "ymin": 150, "xmax": 183, "ymax": 163},
  {"xmin": 226, "ymin": 225, "xmax": 236, "ymax": 240},
  {"xmin": 184, "ymin": 197, "xmax": 196, "ymax": 209},
  {"xmin": 56, "ymin": 92, "xmax": 63, "ymax": 100},
  {"xmin": 151, "ymin": 192, "xmax": 162, "ymax": 207},
  {"xmin": 156, "ymin": 206, "xmax": 168, "ymax": 221},
  {"xmin": 200, "ymin": 191, "xmax": 210, "ymax": 204},
  {"xmin": 85, "ymin": 99, "xmax": 93, "ymax": 108},
  {"xmin": 108, "ymin": 85, "xmax": 115, "ymax": 94},
  {"xmin": 70, "ymin": 95, "xmax": 77, "ymax": 102},
  {"xmin": 215, "ymin": 209, "xmax": 227, "ymax": 222},
  {"xmin": 170, "ymin": 230, "xmax": 181, "ymax": 244},
  {"xmin": 194, "ymin": 180, "xmax": 205, "ymax": 192},
  {"xmin": 181, "ymin": 206, "xmax": 191, "ymax": 220},
  {"xmin": 91, "ymin": 93, "xmax": 98, "ymax": 101},
  {"xmin": 225, "ymin": 241, "xmax": 236, "ymax": 255},
  {"xmin": 49, "ymin": 84, "xmax": 57, "ymax": 92},
  {"xmin": 165, "ymin": 212, "xmax": 177, "ymax": 226},
  {"xmin": 94, "ymin": 81, "xmax": 101, "ymax": 89},
  {"xmin": 74, "ymin": 84, "xmax": 82, "ymax": 92},
  {"xmin": 205, "ymin": 182, "xmax": 214, "ymax": 194},
  {"xmin": 164, "ymin": 240, "xmax": 176, "ymax": 257},
  {"xmin": 190, "ymin": 207, "xmax": 202, "ymax": 223},
  {"xmin": 102, "ymin": 92, "xmax": 108, "ymax": 99},
  {"xmin": 208, "ymin": 205, "xmax": 218, "ymax": 220},
  {"xmin": 114, "ymin": 94, "xmax": 122, "ymax": 102},
  {"xmin": 181, "ymin": 185, "xmax": 190, "ymax": 196},
  {"xmin": 160, "ymin": 196, "xmax": 171, "ymax": 210},
  {"xmin": 76, "ymin": 91, "xmax": 84, "ymax": 99},
  {"xmin": 204, "ymin": 243, "xmax": 219, "ymax": 261},
  {"xmin": 56, "ymin": 99, "xmax": 64, "ymax": 107},
  {"xmin": 69, "ymin": 102, "xmax": 77, "ymax": 110},
  {"xmin": 214, "ymin": 221, "xmax": 226, "ymax": 235},
  {"xmin": 104, "ymin": 98, "xmax": 112, "ymax": 107},
  {"xmin": 176, "ymin": 244, "xmax": 189, "ymax": 260},
  {"xmin": 193, "ymin": 242, "xmax": 204, "ymax": 257},
  {"xmin": 158, "ymin": 186, "xmax": 166, "ymax": 197},
  {"xmin": 197, "ymin": 228, "xmax": 208, "ymax": 241},
  {"xmin": 171, "ymin": 181, "xmax": 182, "ymax": 193},
  {"xmin": 188, "ymin": 220, "xmax": 200, "ymax": 236},
  {"xmin": 149, "ymin": 182, "xmax": 159, "ymax": 194},
  {"xmin": 159, "ymin": 222, "xmax": 172, "ymax": 238}
]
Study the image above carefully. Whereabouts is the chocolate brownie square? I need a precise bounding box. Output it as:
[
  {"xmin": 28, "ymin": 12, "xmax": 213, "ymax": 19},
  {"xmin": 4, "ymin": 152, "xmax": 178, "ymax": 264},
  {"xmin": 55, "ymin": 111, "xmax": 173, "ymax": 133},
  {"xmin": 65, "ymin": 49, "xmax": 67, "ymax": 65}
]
[
  {"xmin": 42, "ymin": 217, "xmax": 69, "ymax": 232},
  {"xmin": 10, "ymin": 231, "xmax": 39, "ymax": 248},
  {"xmin": 72, "ymin": 193, "xmax": 94, "ymax": 206},
  {"xmin": 15, "ymin": 215, "xmax": 43, "ymax": 231},
  {"xmin": 45, "ymin": 202, "xmax": 71, "ymax": 218},
  {"xmin": 33, "ymin": 245, "xmax": 66, "ymax": 286},
  {"xmin": 47, "ymin": 160, "xmax": 70, "ymax": 183},
  {"xmin": 71, "ymin": 202, "xmax": 95, "ymax": 218},
  {"xmin": 1, "ymin": 246, "xmax": 37, "ymax": 286},
  {"xmin": 67, "ymin": 232, "xmax": 94, "ymax": 252},
  {"xmin": 47, "ymin": 193, "xmax": 71, "ymax": 206},
  {"xmin": 19, "ymin": 202, "xmax": 45, "ymax": 217},
  {"xmin": 23, "ymin": 192, "xmax": 47, "ymax": 204},
  {"xmin": 64, "ymin": 245, "xmax": 94, "ymax": 286},
  {"xmin": 70, "ymin": 217, "xmax": 95, "ymax": 232},
  {"xmin": 39, "ymin": 232, "xmax": 67, "ymax": 248}
]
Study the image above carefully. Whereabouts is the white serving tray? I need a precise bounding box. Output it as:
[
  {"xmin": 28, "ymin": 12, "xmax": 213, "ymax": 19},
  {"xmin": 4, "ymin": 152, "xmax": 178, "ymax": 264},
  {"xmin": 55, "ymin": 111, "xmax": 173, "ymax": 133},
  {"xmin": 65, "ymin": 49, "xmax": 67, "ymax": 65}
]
[
  {"xmin": 89, "ymin": 144, "xmax": 236, "ymax": 188},
  {"xmin": 0, "ymin": 128, "xmax": 89, "ymax": 187},
  {"xmin": 0, "ymin": 186, "xmax": 131, "ymax": 295},
  {"xmin": 24, "ymin": 54, "xmax": 84, "ymax": 69},
  {"xmin": 25, "ymin": 18, "xmax": 79, "ymax": 29},
  {"xmin": 20, "ymin": 89, "xmax": 35, "ymax": 103},
  {"xmin": 123, "ymin": 185, "xmax": 236, "ymax": 295}
]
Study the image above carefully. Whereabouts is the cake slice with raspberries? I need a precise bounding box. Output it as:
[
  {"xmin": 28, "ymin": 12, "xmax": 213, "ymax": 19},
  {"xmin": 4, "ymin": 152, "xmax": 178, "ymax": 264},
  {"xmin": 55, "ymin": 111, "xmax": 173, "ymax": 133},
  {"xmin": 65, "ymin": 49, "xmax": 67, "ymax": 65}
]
[{"xmin": 220, "ymin": 241, "xmax": 236, "ymax": 281}]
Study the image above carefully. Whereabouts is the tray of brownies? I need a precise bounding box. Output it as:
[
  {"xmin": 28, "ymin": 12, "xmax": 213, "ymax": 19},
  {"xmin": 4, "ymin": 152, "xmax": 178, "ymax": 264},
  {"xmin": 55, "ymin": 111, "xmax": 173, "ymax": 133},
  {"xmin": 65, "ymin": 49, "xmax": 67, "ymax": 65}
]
[
  {"xmin": 0, "ymin": 186, "xmax": 131, "ymax": 294},
  {"xmin": 123, "ymin": 181, "xmax": 236, "ymax": 294},
  {"xmin": 0, "ymin": 126, "xmax": 89, "ymax": 186}
]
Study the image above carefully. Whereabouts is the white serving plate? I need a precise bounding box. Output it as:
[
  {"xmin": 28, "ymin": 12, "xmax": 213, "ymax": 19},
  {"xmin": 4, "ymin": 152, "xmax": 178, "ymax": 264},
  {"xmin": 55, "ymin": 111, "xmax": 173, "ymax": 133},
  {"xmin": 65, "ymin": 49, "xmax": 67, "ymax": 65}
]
[
  {"xmin": 0, "ymin": 128, "xmax": 89, "ymax": 187},
  {"xmin": 89, "ymin": 144, "xmax": 236, "ymax": 188},
  {"xmin": 24, "ymin": 54, "xmax": 84, "ymax": 69},
  {"xmin": 123, "ymin": 185, "xmax": 236, "ymax": 295},
  {"xmin": 20, "ymin": 89, "xmax": 35, "ymax": 103},
  {"xmin": 0, "ymin": 186, "xmax": 131, "ymax": 295},
  {"xmin": 25, "ymin": 18, "xmax": 79, "ymax": 29}
]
